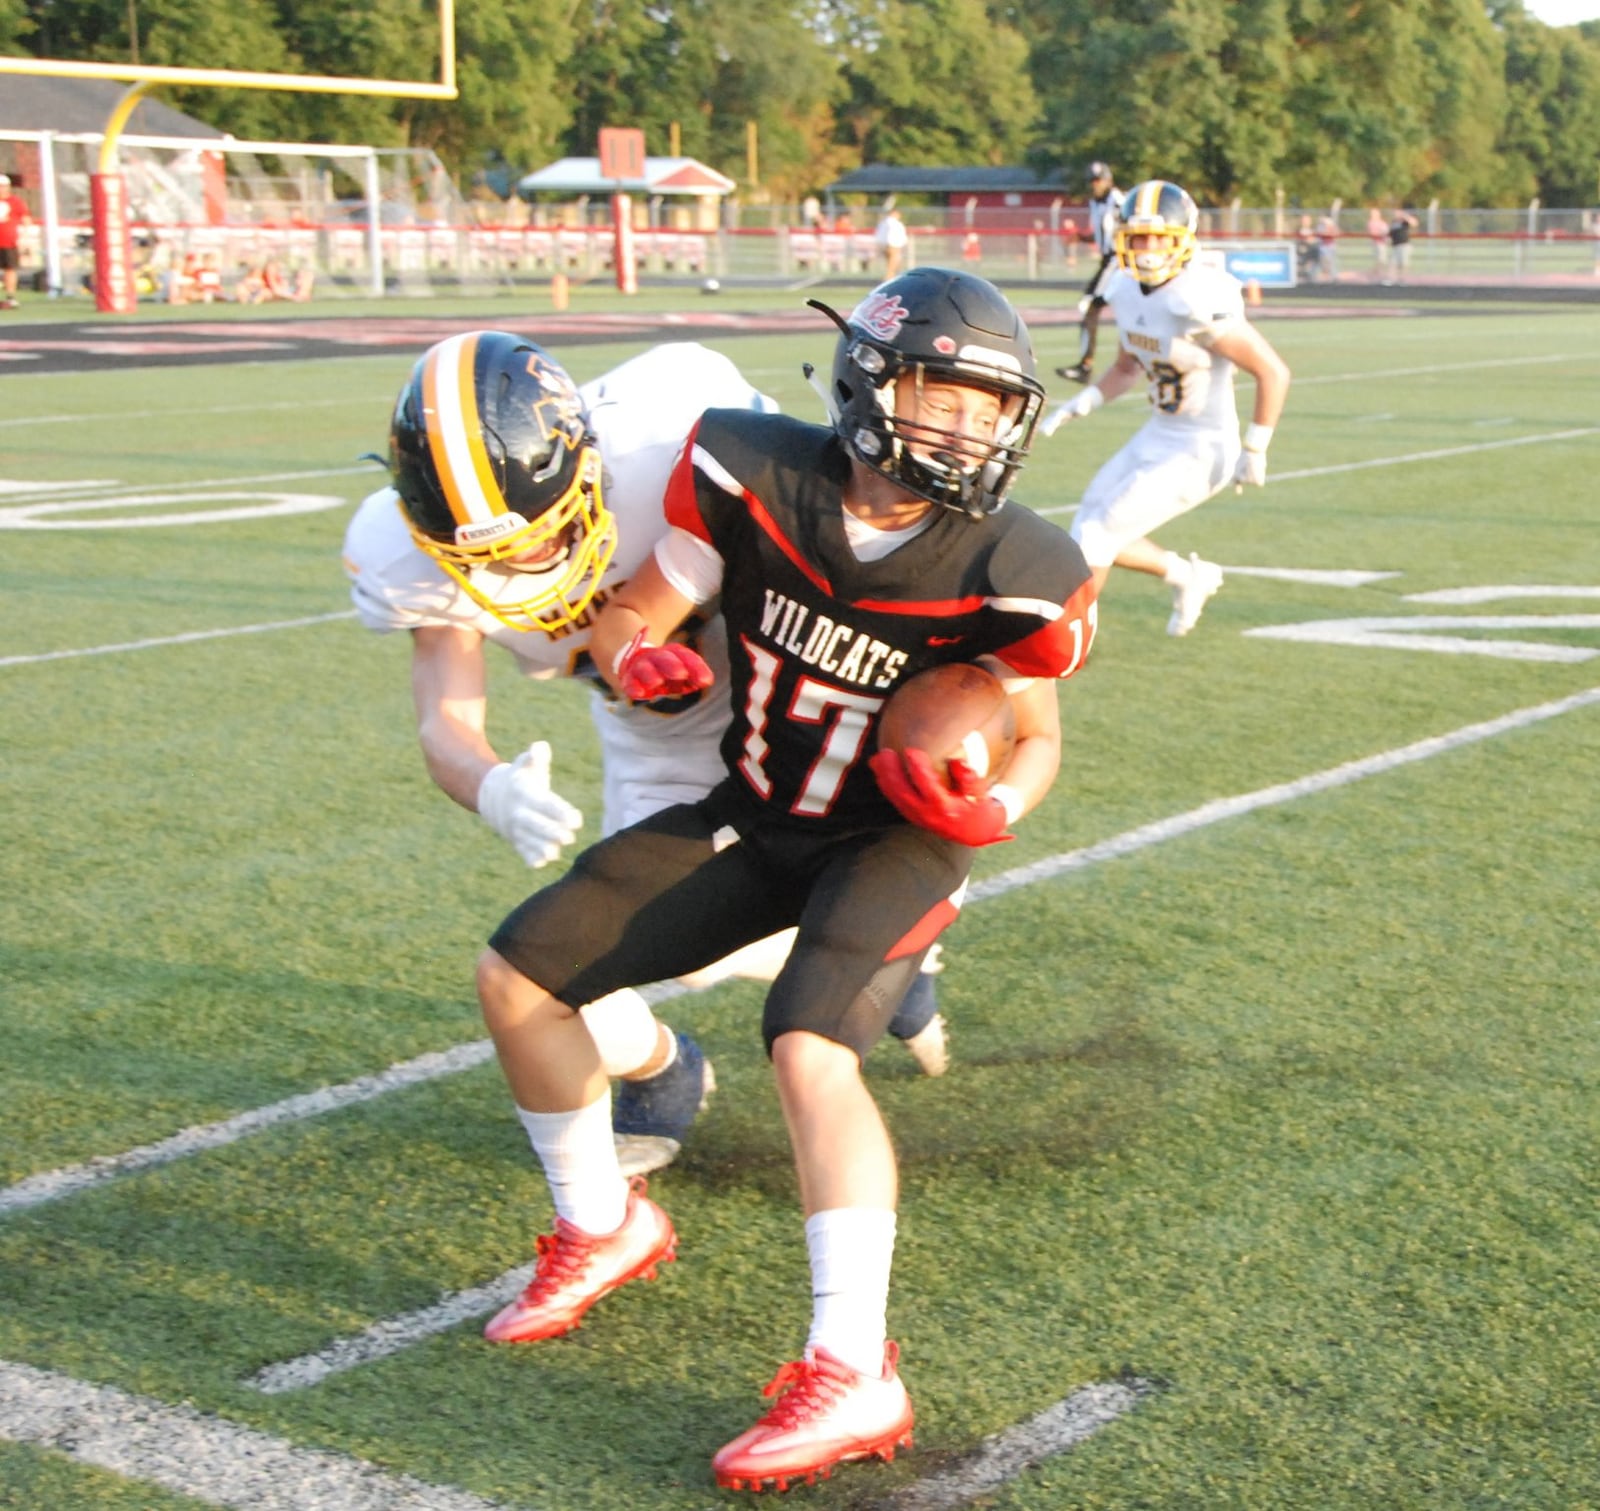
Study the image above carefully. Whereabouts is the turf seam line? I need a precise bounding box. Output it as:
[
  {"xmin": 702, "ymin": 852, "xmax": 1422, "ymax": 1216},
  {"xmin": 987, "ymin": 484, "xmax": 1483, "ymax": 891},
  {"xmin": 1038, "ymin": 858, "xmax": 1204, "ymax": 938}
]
[
  {"xmin": 0, "ymin": 1359, "xmax": 512, "ymax": 1511},
  {"xmin": 877, "ymin": 1378, "xmax": 1157, "ymax": 1510}
]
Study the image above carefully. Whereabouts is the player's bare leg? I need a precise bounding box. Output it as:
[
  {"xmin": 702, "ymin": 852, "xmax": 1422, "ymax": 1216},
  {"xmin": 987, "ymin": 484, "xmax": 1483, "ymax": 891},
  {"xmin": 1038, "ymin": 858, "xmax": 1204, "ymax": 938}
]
[
  {"xmin": 772, "ymin": 1031, "xmax": 897, "ymax": 1215},
  {"xmin": 477, "ymin": 948, "xmax": 606, "ymax": 1112},
  {"xmin": 476, "ymin": 949, "xmax": 677, "ymax": 1343},
  {"xmin": 712, "ymin": 1030, "xmax": 913, "ymax": 1491}
]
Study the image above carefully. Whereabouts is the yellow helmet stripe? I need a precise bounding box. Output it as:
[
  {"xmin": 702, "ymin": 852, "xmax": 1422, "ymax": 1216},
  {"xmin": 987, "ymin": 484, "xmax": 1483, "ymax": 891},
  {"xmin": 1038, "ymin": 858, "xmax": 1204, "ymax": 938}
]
[
  {"xmin": 420, "ymin": 331, "xmax": 505, "ymax": 527},
  {"xmin": 1133, "ymin": 181, "xmax": 1162, "ymax": 220}
]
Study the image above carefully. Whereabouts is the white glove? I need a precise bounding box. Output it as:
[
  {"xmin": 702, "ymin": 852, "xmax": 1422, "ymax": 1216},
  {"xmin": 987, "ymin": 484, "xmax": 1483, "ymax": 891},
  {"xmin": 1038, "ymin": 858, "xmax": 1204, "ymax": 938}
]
[
  {"xmin": 1038, "ymin": 385, "xmax": 1104, "ymax": 438},
  {"xmin": 477, "ymin": 741, "xmax": 582, "ymax": 868},
  {"xmin": 1233, "ymin": 422, "xmax": 1274, "ymax": 491},
  {"xmin": 1232, "ymin": 447, "xmax": 1268, "ymax": 490}
]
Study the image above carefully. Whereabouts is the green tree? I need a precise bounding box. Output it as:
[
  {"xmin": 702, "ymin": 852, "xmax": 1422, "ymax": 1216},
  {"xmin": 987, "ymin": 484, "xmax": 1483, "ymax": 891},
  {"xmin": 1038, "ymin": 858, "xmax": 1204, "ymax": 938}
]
[
  {"xmin": 563, "ymin": 2, "xmax": 846, "ymax": 199},
  {"xmin": 0, "ymin": 0, "xmax": 32, "ymax": 50},
  {"xmin": 829, "ymin": 0, "xmax": 1039, "ymax": 166}
]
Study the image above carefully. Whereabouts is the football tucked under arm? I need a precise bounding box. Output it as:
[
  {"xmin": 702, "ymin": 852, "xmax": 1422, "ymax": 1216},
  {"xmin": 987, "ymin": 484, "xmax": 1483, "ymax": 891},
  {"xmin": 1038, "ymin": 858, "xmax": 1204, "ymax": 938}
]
[
  {"xmin": 870, "ymin": 663, "xmax": 1023, "ymax": 846},
  {"xmin": 869, "ymin": 747, "xmax": 1017, "ymax": 847}
]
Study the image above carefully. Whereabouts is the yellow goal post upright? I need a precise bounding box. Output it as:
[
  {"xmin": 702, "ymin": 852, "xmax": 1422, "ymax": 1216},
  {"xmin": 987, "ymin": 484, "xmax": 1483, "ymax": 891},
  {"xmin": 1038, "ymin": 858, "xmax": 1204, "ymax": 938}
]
[{"xmin": 0, "ymin": 0, "xmax": 455, "ymax": 310}]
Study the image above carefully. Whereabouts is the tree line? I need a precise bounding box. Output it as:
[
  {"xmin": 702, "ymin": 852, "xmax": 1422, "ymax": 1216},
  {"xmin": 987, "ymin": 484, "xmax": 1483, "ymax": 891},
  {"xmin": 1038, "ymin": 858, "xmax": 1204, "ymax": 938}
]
[{"xmin": 5, "ymin": 0, "xmax": 1599, "ymax": 207}]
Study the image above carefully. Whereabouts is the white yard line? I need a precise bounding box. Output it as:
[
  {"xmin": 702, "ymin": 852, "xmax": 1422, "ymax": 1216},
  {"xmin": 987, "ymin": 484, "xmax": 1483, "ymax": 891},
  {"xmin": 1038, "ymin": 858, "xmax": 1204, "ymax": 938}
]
[
  {"xmin": 5, "ymin": 693, "xmax": 1596, "ymax": 1511},
  {"xmin": 1290, "ymin": 352, "xmax": 1580, "ymax": 386},
  {"xmin": 1035, "ymin": 425, "xmax": 1599, "ymax": 520},
  {"xmin": 0, "ymin": 463, "xmax": 381, "ymax": 498},
  {"xmin": 248, "ymin": 1266, "xmax": 535, "ymax": 1396},
  {"xmin": 0, "ymin": 396, "xmax": 389, "ymax": 428},
  {"xmin": 967, "ymin": 683, "xmax": 1600, "ymax": 901},
  {"xmin": 0, "ymin": 1360, "xmax": 511, "ymax": 1511},
  {"xmin": 14, "ymin": 681, "xmax": 1576, "ymax": 1391},
  {"xmin": 0, "ymin": 611, "xmax": 358, "ymax": 668},
  {"xmin": 880, "ymin": 1380, "xmax": 1158, "ymax": 1511},
  {"xmin": 0, "ymin": 1042, "xmax": 493, "ymax": 1216},
  {"xmin": 5, "ymin": 688, "xmax": 1595, "ymax": 1234}
]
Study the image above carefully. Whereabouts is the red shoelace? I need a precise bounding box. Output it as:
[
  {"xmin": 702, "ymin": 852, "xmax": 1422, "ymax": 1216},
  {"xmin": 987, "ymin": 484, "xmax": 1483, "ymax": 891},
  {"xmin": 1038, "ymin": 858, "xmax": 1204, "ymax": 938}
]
[{"xmin": 522, "ymin": 1222, "xmax": 598, "ymax": 1299}]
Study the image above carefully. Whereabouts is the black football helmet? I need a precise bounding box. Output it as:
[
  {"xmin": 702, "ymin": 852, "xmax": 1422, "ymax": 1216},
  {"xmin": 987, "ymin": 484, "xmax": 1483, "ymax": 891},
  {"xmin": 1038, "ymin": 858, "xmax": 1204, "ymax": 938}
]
[
  {"xmin": 812, "ymin": 267, "xmax": 1046, "ymax": 518},
  {"xmin": 1114, "ymin": 180, "xmax": 1199, "ymax": 288},
  {"xmin": 388, "ymin": 330, "xmax": 615, "ymax": 631}
]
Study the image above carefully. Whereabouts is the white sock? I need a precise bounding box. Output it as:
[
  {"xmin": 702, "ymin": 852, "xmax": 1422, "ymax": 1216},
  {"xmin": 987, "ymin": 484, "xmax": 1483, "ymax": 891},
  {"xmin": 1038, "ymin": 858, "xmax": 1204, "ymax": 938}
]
[
  {"xmin": 517, "ymin": 1095, "xmax": 628, "ymax": 1234},
  {"xmin": 578, "ymin": 988, "xmax": 663, "ymax": 1077},
  {"xmin": 805, "ymin": 1208, "xmax": 897, "ymax": 1378},
  {"xmin": 1160, "ymin": 550, "xmax": 1189, "ymax": 586}
]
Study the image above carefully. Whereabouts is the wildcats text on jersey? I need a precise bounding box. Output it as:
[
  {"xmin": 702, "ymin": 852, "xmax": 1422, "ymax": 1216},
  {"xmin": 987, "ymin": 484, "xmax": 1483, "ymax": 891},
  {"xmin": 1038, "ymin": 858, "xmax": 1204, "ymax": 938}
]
[{"xmin": 758, "ymin": 589, "xmax": 910, "ymax": 690}]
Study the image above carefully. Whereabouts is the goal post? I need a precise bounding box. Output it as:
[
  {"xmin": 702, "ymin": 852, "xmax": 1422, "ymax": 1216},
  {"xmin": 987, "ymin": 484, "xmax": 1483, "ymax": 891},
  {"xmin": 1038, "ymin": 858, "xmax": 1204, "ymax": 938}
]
[
  {"xmin": 0, "ymin": 128, "xmax": 498, "ymax": 304},
  {"xmin": 0, "ymin": 0, "xmax": 457, "ymax": 100},
  {"xmin": 1, "ymin": 0, "xmax": 457, "ymax": 308}
]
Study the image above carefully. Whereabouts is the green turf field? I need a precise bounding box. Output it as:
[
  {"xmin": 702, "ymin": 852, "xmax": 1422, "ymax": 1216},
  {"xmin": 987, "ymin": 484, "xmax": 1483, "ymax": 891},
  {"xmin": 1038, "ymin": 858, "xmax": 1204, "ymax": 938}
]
[{"xmin": 2, "ymin": 297, "xmax": 1598, "ymax": 1510}]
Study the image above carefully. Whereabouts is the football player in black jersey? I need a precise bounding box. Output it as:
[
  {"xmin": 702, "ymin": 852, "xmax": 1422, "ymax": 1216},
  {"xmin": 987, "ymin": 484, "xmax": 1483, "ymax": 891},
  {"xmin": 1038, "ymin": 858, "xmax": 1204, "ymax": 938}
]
[{"xmin": 473, "ymin": 269, "xmax": 1098, "ymax": 1491}]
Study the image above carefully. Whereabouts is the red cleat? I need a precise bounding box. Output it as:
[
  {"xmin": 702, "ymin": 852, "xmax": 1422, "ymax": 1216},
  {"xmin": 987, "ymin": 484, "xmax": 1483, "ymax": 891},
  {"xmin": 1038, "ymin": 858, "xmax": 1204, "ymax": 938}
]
[
  {"xmin": 712, "ymin": 1342, "xmax": 914, "ymax": 1492},
  {"xmin": 483, "ymin": 1177, "xmax": 675, "ymax": 1343}
]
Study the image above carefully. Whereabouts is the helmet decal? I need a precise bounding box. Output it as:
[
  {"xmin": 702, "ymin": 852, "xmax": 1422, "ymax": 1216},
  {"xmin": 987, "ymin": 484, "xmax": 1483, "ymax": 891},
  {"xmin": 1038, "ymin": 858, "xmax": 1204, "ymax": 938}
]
[
  {"xmin": 526, "ymin": 350, "xmax": 588, "ymax": 448},
  {"xmin": 850, "ymin": 289, "xmax": 909, "ymax": 341}
]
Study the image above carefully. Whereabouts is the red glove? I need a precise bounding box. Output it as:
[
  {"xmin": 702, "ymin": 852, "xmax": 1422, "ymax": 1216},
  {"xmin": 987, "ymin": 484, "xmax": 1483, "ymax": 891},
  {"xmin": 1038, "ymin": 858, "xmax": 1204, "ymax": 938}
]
[
  {"xmin": 869, "ymin": 748, "xmax": 1014, "ymax": 847},
  {"xmin": 614, "ymin": 628, "xmax": 715, "ymax": 701}
]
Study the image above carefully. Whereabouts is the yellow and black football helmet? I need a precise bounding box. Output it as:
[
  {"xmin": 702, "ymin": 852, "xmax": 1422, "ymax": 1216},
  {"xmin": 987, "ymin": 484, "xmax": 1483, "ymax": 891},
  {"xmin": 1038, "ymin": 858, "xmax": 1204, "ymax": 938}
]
[
  {"xmin": 1114, "ymin": 180, "xmax": 1200, "ymax": 288},
  {"xmin": 388, "ymin": 330, "xmax": 615, "ymax": 632}
]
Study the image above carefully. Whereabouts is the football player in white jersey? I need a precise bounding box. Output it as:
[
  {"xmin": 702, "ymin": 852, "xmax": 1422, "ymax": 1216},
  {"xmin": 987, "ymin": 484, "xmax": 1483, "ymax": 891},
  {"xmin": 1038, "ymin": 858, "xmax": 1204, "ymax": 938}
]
[
  {"xmin": 343, "ymin": 334, "xmax": 949, "ymax": 1176},
  {"xmin": 1055, "ymin": 160, "xmax": 1125, "ymax": 386},
  {"xmin": 1041, "ymin": 180, "xmax": 1292, "ymax": 636}
]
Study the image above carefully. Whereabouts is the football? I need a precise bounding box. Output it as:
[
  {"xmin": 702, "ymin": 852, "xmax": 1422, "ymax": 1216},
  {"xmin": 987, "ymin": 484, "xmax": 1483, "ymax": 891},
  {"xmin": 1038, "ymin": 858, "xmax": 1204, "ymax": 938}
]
[{"xmin": 876, "ymin": 662, "xmax": 1016, "ymax": 784}]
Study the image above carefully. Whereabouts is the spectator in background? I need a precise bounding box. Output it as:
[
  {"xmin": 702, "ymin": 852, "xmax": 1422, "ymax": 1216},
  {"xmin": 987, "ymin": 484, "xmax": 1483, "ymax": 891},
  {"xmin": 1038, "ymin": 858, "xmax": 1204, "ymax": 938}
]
[
  {"xmin": 1386, "ymin": 208, "xmax": 1419, "ymax": 284},
  {"xmin": 238, "ymin": 257, "xmax": 315, "ymax": 304},
  {"xmin": 194, "ymin": 252, "xmax": 225, "ymax": 302},
  {"xmin": 1316, "ymin": 214, "xmax": 1340, "ymax": 282},
  {"xmin": 1367, "ymin": 206, "xmax": 1389, "ymax": 280},
  {"xmin": 874, "ymin": 201, "xmax": 908, "ymax": 280},
  {"xmin": 1295, "ymin": 215, "xmax": 1320, "ymax": 282},
  {"xmin": 0, "ymin": 172, "xmax": 33, "ymax": 309},
  {"xmin": 166, "ymin": 252, "xmax": 200, "ymax": 304}
]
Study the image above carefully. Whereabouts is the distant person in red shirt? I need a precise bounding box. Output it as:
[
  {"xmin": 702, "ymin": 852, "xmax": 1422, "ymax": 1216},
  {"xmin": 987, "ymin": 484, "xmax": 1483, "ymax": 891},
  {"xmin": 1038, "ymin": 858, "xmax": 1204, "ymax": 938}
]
[{"xmin": 0, "ymin": 173, "xmax": 32, "ymax": 310}]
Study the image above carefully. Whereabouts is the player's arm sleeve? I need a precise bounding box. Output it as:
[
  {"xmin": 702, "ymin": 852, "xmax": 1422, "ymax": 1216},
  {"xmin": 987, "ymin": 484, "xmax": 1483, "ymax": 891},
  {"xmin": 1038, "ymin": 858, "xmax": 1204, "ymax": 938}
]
[
  {"xmin": 988, "ymin": 532, "xmax": 1100, "ymax": 681},
  {"xmin": 1184, "ymin": 272, "xmax": 1248, "ymax": 347},
  {"xmin": 654, "ymin": 525, "xmax": 724, "ymax": 605}
]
